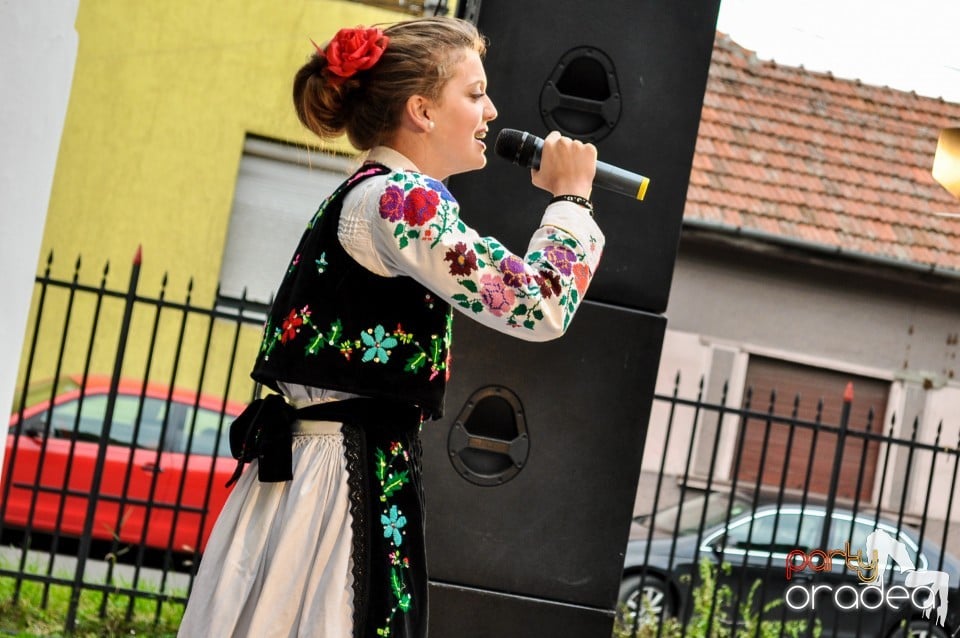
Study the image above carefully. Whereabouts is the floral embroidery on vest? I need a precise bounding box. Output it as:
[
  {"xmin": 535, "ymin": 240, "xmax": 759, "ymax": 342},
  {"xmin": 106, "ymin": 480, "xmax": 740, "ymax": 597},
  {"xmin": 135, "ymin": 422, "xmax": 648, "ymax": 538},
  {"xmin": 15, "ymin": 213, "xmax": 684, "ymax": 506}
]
[
  {"xmin": 259, "ymin": 295, "xmax": 452, "ymax": 391},
  {"xmin": 375, "ymin": 441, "xmax": 413, "ymax": 635}
]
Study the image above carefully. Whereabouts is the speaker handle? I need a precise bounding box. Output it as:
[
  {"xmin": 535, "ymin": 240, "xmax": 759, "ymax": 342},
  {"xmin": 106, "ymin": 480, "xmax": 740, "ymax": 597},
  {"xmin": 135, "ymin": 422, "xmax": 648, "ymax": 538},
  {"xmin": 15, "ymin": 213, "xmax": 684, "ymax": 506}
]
[
  {"xmin": 449, "ymin": 425, "xmax": 529, "ymax": 466},
  {"xmin": 540, "ymin": 84, "xmax": 617, "ymax": 120},
  {"xmin": 539, "ymin": 46, "xmax": 623, "ymax": 142},
  {"xmin": 447, "ymin": 385, "xmax": 529, "ymax": 486}
]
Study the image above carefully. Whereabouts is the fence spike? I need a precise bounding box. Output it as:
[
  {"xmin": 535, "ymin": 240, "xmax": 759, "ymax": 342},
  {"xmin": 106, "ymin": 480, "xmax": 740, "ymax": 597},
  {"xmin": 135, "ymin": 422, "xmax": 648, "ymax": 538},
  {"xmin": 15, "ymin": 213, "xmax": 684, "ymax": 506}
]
[
  {"xmin": 133, "ymin": 245, "xmax": 142, "ymax": 265},
  {"xmin": 46, "ymin": 250, "xmax": 54, "ymax": 266},
  {"xmin": 74, "ymin": 255, "xmax": 82, "ymax": 271},
  {"xmin": 843, "ymin": 381, "xmax": 854, "ymax": 402}
]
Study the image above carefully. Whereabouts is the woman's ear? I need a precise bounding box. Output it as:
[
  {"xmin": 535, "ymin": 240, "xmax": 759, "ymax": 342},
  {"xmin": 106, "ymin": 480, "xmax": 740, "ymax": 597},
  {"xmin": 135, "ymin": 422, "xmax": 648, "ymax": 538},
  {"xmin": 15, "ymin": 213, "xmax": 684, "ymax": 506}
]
[{"xmin": 404, "ymin": 95, "xmax": 434, "ymax": 134}]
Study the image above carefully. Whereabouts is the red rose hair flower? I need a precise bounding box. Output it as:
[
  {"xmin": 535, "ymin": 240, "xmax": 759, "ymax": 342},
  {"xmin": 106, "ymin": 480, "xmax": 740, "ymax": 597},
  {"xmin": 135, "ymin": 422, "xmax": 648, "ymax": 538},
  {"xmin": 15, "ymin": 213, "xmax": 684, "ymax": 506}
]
[{"xmin": 313, "ymin": 27, "xmax": 389, "ymax": 83}]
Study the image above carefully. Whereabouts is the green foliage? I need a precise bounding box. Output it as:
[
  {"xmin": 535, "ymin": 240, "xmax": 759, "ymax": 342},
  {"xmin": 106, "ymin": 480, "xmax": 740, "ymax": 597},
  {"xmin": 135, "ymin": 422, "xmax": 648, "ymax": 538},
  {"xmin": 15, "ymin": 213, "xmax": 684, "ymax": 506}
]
[
  {"xmin": 613, "ymin": 559, "xmax": 821, "ymax": 638},
  {"xmin": 0, "ymin": 556, "xmax": 184, "ymax": 637}
]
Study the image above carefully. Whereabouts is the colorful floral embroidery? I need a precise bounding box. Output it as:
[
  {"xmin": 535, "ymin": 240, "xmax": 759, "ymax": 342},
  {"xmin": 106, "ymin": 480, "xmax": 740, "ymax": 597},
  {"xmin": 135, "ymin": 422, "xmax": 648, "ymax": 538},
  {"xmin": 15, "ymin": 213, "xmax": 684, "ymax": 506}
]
[
  {"xmin": 543, "ymin": 244, "xmax": 577, "ymax": 276},
  {"xmin": 379, "ymin": 186, "xmax": 405, "ymax": 222},
  {"xmin": 499, "ymin": 255, "xmax": 530, "ymax": 289},
  {"xmin": 258, "ymin": 305, "xmax": 344, "ymax": 360},
  {"xmin": 535, "ymin": 269, "xmax": 562, "ymax": 299},
  {"xmin": 375, "ymin": 442, "xmax": 414, "ymax": 635},
  {"xmin": 402, "ymin": 187, "xmax": 439, "ymax": 226},
  {"xmin": 382, "ymin": 505, "xmax": 406, "ymax": 546},
  {"xmin": 379, "ymin": 172, "xmax": 466, "ymax": 250},
  {"xmin": 280, "ymin": 308, "xmax": 304, "ymax": 344},
  {"xmin": 374, "ymin": 171, "xmax": 595, "ymax": 333},
  {"xmin": 361, "ymin": 325, "xmax": 398, "ymax": 364},
  {"xmin": 443, "ymin": 228, "xmax": 587, "ymax": 330},
  {"xmin": 444, "ymin": 242, "xmax": 478, "ymax": 276},
  {"xmin": 347, "ymin": 164, "xmax": 388, "ymax": 187},
  {"xmin": 307, "ymin": 196, "xmax": 334, "ymax": 230},
  {"xmin": 572, "ymin": 262, "xmax": 590, "ymax": 295},
  {"xmin": 260, "ymin": 305, "xmax": 450, "ymax": 382},
  {"xmin": 478, "ymin": 274, "xmax": 515, "ymax": 317}
]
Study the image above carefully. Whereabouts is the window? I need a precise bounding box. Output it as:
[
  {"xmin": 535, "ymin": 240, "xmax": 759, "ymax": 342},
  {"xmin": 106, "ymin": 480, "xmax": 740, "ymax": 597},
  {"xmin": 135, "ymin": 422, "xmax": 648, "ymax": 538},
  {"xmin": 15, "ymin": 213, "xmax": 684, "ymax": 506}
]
[
  {"xmin": 218, "ymin": 137, "xmax": 356, "ymax": 307},
  {"xmin": 25, "ymin": 394, "xmax": 168, "ymax": 450},
  {"xmin": 182, "ymin": 406, "xmax": 232, "ymax": 457},
  {"xmin": 725, "ymin": 509, "xmax": 820, "ymax": 554},
  {"xmin": 828, "ymin": 517, "xmax": 928, "ymax": 571}
]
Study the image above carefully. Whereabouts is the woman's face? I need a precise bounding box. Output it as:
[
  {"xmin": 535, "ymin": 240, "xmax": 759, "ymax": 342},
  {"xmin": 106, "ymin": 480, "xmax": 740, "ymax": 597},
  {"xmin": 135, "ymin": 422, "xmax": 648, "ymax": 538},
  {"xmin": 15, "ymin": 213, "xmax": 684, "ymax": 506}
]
[{"xmin": 427, "ymin": 48, "xmax": 498, "ymax": 179}]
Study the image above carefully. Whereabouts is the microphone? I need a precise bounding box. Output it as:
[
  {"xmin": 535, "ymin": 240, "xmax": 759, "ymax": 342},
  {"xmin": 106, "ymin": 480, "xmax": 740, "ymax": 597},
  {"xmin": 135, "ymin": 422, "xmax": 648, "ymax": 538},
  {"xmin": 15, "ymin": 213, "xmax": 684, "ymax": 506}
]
[{"xmin": 493, "ymin": 128, "xmax": 650, "ymax": 201}]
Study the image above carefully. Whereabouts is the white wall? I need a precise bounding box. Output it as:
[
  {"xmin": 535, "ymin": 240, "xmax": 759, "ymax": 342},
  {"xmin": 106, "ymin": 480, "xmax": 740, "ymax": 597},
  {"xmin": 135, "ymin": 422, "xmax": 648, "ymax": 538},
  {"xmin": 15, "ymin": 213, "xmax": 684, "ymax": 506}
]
[{"xmin": 0, "ymin": 1, "xmax": 79, "ymax": 476}]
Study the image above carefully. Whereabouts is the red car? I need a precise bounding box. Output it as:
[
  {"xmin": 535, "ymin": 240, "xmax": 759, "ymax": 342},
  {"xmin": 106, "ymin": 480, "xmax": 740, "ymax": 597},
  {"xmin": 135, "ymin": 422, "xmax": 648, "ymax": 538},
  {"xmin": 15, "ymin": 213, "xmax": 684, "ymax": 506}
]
[{"xmin": 2, "ymin": 375, "xmax": 246, "ymax": 555}]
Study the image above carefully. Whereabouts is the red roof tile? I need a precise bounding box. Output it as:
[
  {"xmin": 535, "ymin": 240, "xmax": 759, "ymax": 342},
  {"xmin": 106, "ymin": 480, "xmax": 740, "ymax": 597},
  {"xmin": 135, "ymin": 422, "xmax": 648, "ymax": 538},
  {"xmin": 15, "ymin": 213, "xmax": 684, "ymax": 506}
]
[{"xmin": 686, "ymin": 33, "xmax": 960, "ymax": 276}]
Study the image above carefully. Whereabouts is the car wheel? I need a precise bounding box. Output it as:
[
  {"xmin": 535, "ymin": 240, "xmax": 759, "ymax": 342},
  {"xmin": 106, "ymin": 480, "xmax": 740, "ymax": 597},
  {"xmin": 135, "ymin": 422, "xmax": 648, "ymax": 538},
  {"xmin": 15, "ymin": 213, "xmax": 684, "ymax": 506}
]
[
  {"xmin": 618, "ymin": 573, "xmax": 673, "ymax": 628},
  {"xmin": 889, "ymin": 620, "xmax": 949, "ymax": 638}
]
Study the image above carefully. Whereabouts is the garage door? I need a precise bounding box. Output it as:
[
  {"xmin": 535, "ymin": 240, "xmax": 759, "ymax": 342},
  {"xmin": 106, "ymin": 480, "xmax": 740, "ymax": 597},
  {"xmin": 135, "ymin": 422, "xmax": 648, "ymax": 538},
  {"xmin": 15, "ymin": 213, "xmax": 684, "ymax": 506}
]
[{"xmin": 737, "ymin": 356, "xmax": 888, "ymax": 502}]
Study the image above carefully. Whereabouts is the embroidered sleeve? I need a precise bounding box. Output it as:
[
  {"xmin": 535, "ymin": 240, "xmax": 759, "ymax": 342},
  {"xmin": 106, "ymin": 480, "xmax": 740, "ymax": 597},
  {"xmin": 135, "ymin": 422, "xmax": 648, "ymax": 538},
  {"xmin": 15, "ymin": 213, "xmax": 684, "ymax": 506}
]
[{"xmin": 363, "ymin": 170, "xmax": 605, "ymax": 341}]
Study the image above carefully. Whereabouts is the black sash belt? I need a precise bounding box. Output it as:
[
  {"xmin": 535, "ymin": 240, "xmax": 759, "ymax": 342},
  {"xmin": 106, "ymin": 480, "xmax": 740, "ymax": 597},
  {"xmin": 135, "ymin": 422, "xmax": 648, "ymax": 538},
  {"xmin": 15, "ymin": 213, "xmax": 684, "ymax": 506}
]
[{"xmin": 226, "ymin": 394, "xmax": 421, "ymax": 487}]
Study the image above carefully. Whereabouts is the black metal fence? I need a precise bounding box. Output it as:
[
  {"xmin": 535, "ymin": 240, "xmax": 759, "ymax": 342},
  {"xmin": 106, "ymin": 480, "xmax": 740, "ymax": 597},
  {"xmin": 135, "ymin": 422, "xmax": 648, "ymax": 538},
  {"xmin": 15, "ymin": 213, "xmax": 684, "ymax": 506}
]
[
  {"xmin": 2, "ymin": 252, "xmax": 958, "ymax": 637},
  {"xmin": 1, "ymin": 250, "xmax": 263, "ymax": 633},
  {"xmin": 619, "ymin": 375, "xmax": 960, "ymax": 638}
]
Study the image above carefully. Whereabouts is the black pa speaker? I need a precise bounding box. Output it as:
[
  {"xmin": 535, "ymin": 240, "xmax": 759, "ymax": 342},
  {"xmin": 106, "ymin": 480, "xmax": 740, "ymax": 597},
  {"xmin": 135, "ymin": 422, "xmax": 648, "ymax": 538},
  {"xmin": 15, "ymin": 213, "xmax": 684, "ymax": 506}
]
[
  {"xmin": 449, "ymin": 0, "xmax": 721, "ymax": 314},
  {"xmin": 422, "ymin": 302, "xmax": 666, "ymax": 637}
]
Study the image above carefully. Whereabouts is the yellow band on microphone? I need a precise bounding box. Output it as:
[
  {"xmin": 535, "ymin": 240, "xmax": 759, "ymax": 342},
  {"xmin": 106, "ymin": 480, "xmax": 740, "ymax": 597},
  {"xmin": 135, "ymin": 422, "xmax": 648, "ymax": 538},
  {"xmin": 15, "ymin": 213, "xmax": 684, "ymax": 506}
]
[{"xmin": 636, "ymin": 177, "xmax": 650, "ymax": 201}]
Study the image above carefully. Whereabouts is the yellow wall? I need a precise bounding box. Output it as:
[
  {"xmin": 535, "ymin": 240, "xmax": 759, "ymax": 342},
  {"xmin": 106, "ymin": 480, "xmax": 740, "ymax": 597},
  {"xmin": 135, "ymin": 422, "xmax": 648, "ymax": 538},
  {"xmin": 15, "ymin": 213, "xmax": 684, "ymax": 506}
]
[
  {"xmin": 22, "ymin": 1, "xmax": 428, "ymax": 400},
  {"xmin": 45, "ymin": 0, "xmax": 412, "ymax": 295}
]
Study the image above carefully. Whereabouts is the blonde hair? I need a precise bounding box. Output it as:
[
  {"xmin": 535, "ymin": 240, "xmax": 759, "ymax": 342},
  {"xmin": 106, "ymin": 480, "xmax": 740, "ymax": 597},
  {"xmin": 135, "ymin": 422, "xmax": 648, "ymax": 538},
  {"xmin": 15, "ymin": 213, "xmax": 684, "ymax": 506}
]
[{"xmin": 293, "ymin": 17, "xmax": 487, "ymax": 151}]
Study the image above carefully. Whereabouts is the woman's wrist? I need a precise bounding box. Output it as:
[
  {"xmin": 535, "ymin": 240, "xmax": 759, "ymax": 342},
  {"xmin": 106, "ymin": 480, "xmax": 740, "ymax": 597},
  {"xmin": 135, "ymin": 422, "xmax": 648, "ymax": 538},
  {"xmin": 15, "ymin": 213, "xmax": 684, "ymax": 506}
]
[{"xmin": 549, "ymin": 194, "xmax": 594, "ymax": 216}]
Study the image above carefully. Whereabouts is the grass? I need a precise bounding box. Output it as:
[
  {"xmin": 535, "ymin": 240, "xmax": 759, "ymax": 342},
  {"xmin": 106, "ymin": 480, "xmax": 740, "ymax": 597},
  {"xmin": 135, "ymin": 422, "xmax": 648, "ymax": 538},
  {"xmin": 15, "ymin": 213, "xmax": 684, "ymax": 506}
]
[
  {"xmin": 0, "ymin": 555, "xmax": 184, "ymax": 637},
  {"xmin": 612, "ymin": 559, "xmax": 820, "ymax": 638}
]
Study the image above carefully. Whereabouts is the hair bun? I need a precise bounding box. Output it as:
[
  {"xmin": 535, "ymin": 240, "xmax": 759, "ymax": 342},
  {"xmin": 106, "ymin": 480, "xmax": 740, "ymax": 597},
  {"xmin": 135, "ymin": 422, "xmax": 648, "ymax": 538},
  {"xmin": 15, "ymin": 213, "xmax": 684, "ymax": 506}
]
[{"xmin": 293, "ymin": 53, "xmax": 356, "ymax": 139}]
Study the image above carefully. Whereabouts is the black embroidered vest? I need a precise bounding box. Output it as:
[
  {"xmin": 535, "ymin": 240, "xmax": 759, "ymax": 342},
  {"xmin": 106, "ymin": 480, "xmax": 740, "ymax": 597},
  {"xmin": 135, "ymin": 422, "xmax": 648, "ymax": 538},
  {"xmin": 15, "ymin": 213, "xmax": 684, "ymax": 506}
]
[{"xmin": 251, "ymin": 163, "xmax": 452, "ymax": 419}]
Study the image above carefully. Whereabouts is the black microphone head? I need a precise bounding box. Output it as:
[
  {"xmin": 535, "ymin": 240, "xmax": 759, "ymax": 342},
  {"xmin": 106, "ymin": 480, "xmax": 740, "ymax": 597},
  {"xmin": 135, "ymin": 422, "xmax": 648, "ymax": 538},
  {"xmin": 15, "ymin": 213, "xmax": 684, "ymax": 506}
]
[{"xmin": 494, "ymin": 128, "xmax": 541, "ymax": 169}]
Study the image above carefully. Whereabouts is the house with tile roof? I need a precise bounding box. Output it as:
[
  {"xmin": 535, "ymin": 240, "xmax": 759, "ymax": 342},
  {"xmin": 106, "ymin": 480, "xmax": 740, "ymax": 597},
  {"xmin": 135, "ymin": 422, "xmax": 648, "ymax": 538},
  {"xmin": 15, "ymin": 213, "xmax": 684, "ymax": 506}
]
[{"xmin": 647, "ymin": 33, "xmax": 960, "ymax": 525}]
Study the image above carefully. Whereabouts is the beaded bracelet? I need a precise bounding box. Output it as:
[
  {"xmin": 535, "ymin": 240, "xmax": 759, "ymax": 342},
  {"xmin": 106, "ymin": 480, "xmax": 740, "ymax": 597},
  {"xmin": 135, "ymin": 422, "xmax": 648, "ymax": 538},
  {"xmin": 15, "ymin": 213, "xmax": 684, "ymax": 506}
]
[{"xmin": 549, "ymin": 194, "xmax": 594, "ymax": 216}]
